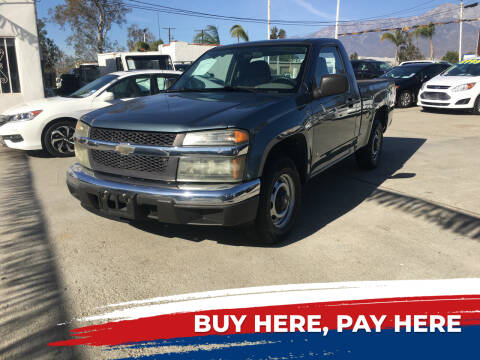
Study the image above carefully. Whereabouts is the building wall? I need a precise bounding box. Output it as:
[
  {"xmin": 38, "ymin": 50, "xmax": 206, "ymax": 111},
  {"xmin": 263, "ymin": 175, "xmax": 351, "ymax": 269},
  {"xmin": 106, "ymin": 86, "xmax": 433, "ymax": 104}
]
[
  {"xmin": 0, "ymin": 0, "xmax": 44, "ymax": 113},
  {"xmin": 159, "ymin": 41, "xmax": 218, "ymax": 64}
]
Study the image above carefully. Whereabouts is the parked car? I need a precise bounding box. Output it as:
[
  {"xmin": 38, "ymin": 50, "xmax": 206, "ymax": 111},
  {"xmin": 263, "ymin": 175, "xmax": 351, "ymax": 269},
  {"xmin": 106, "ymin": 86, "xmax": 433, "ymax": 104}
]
[
  {"xmin": 351, "ymin": 59, "xmax": 392, "ymax": 79},
  {"xmin": 0, "ymin": 70, "xmax": 181, "ymax": 156},
  {"xmin": 418, "ymin": 58, "xmax": 480, "ymax": 113},
  {"xmin": 380, "ymin": 63, "xmax": 450, "ymax": 107},
  {"xmin": 67, "ymin": 38, "xmax": 395, "ymax": 244}
]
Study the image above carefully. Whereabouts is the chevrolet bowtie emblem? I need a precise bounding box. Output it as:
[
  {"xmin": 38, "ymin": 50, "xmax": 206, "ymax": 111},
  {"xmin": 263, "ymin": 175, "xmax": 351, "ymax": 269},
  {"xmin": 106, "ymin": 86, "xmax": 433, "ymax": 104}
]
[{"xmin": 114, "ymin": 143, "xmax": 135, "ymax": 156}]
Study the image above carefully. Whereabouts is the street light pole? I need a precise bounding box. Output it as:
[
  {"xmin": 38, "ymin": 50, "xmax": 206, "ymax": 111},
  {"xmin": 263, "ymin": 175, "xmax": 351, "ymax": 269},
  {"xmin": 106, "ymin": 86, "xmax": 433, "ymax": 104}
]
[
  {"xmin": 267, "ymin": 0, "xmax": 271, "ymax": 39},
  {"xmin": 335, "ymin": 0, "xmax": 340, "ymax": 39},
  {"xmin": 459, "ymin": 0, "xmax": 464, "ymax": 61}
]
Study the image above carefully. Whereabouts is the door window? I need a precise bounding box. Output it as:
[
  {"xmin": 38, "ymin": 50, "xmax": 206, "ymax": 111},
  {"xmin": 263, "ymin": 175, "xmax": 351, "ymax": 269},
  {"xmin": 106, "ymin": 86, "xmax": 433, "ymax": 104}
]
[
  {"xmin": 107, "ymin": 76, "xmax": 151, "ymax": 99},
  {"xmin": 315, "ymin": 46, "xmax": 345, "ymax": 86},
  {"xmin": 154, "ymin": 75, "xmax": 179, "ymax": 92}
]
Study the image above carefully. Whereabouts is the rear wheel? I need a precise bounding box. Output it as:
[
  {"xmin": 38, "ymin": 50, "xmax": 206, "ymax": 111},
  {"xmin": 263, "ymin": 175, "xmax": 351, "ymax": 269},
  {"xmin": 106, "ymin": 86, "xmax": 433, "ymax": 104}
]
[
  {"xmin": 254, "ymin": 157, "xmax": 301, "ymax": 245},
  {"xmin": 398, "ymin": 91, "xmax": 412, "ymax": 108},
  {"xmin": 43, "ymin": 120, "xmax": 76, "ymax": 157},
  {"xmin": 356, "ymin": 121, "xmax": 383, "ymax": 170}
]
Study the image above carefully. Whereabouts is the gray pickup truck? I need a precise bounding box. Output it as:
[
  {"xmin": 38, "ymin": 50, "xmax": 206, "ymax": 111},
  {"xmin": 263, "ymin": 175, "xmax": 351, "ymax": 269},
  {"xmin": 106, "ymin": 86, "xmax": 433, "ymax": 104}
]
[{"xmin": 67, "ymin": 39, "xmax": 395, "ymax": 244}]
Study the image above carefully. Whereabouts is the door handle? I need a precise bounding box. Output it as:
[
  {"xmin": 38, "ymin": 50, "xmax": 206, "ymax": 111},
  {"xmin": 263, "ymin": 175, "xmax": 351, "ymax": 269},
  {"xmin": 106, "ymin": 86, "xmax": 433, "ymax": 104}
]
[{"xmin": 347, "ymin": 98, "xmax": 355, "ymax": 108}]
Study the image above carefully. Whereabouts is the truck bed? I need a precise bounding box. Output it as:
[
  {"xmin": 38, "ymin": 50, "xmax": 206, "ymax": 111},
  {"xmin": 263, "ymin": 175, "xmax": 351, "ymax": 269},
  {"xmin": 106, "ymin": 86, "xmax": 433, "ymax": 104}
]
[{"xmin": 357, "ymin": 78, "xmax": 395, "ymax": 98}]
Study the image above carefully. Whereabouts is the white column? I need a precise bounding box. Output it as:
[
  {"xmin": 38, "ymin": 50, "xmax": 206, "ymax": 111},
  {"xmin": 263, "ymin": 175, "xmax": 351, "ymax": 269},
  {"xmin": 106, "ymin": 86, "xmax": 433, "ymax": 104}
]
[
  {"xmin": 268, "ymin": 0, "xmax": 271, "ymax": 39},
  {"xmin": 335, "ymin": 0, "xmax": 341, "ymax": 39},
  {"xmin": 459, "ymin": 0, "xmax": 464, "ymax": 61}
]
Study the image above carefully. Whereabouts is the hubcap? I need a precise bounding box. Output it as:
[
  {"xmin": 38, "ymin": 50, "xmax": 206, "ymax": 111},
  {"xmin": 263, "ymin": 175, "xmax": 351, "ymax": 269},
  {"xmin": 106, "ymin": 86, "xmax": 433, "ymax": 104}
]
[
  {"xmin": 401, "ymin": 93, "xmax": 411, "ymax": 107},
  {"xmin": 270, "ymin": 173, "xmax": 295, "ymax": 229},
  {"xmin": 372, "ymin": 126, "xmax": 382, "ymax": 161},
  {"xmin": 50, "ymin": 125, "xmax": 75, "ymax": 154}
]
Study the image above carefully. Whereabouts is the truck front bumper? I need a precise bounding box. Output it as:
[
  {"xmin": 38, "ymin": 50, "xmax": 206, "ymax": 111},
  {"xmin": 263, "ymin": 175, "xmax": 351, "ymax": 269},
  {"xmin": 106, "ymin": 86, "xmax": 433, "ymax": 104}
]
[{"xmin": 66, "ymin": 163, "xmax": 260, "ymax": 226}]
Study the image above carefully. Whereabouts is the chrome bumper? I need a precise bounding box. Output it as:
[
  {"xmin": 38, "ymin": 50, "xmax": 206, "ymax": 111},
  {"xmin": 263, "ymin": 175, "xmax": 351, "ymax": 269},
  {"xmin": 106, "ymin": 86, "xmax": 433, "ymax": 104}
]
[{"xmin": 66, "ymin": 163, "xmax": 260, "ymax": 206}]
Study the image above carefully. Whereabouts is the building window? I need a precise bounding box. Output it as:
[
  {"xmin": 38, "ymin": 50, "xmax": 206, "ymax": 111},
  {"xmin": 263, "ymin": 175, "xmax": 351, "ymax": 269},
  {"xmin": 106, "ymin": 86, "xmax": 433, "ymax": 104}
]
[{"xmin": 0, "ymin": 38, "xmax": 21, "ymax": 94}]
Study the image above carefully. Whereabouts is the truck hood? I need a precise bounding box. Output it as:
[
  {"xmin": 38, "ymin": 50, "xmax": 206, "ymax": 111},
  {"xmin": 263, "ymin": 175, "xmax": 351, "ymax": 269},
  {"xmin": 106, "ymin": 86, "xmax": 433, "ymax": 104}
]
[
  {"xmin": 2, "ymin": 96, "xmax": 88, "ymax": 115},
  {"xmin": 425, "ymin": 74, "xmax": 480, "ymax": 87},
  {"xmin": 82, "ymin": 92, "xmax": 293, "ymax": 132}
]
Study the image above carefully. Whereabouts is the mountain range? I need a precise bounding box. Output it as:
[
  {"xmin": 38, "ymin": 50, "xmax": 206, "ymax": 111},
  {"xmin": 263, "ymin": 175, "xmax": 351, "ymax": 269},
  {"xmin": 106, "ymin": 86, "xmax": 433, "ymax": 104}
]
[{"xmin": 300, "ymin": 3, "xmax": 480, "ymax": 59}]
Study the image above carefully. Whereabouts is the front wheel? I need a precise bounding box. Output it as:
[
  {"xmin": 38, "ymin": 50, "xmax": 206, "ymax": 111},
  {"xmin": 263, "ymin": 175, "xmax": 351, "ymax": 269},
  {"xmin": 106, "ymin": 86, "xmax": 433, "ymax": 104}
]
[
  {"xmin": 254, "ymin": 157, "xmax": 301, "ymax": 245},
  {"xmin": 470, "ymin": 96, "xmax": 480, "ymax": 115},
  {"xmin": 43, "ymin": 120, "xmax": 76, "ymax": 157},
  {"xmin": 398, "ymin": 91, "xmax": 412, "ymax": 108},
  {"xmin": 356, "ymin": 121, "xmax": 383, "ymax": 170}
]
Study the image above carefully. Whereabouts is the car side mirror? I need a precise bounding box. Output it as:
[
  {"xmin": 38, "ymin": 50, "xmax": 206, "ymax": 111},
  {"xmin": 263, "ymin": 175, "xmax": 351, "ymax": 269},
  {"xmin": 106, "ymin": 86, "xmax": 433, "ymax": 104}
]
[
  {"xmin": 164, "ymin": 78, "xmax": 177, "ymax": 90},
  {"xmin": 97, "ymin": 91, "xmax": 114, "ymax": 102},
  {"xmin": 313, "ymin": 74, "xmax": 349, "ymax": 99}
]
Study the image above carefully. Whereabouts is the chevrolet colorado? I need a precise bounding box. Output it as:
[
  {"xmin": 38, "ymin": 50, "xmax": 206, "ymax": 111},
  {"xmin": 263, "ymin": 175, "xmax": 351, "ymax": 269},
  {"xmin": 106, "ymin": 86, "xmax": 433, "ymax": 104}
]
[{"xmin": 67, "ymin": 39, "xmax": 395, "ymax": 244}]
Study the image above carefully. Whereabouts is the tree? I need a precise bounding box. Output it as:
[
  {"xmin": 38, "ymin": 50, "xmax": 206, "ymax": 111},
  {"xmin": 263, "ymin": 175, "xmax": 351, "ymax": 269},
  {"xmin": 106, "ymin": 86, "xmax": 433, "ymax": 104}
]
[
  {"xmin": 127, "ymin": 24, "xmax": 155, "ymax": 51},
  {"xmin": 51, "ymin": 0, "xmax": 129, "ymax": 60},
  {"xmin": 350, "ymin": 52, "xmax": 358, "ymax": 60},
  {"xmin": 270, "ymin": 26, "xmax": 286, "ymax": 39},
  {"xmin": 230, "ymin": 25, "xmax": 249, "ymax": 43},
  {"xmin": 37, "ymin": 18, "xmax": 63, "ymax": 72},
  {"xmin": 398, "ymin": 32, "xmax": 424, "ymax": 63},
  {"xmin": 193, "ymin": 25, "xmax": 220, "ymax": 44},
  {"xmin": 415, "ymin": 22, "xmax": 436, "ymax": 60},
  {"xmin": 149, "ymin": 39, "xmax": 164, "ymax": 51},
  {"xmin": 442, "ymin": 51, "xmax": 459, "ymax": 64},
  {"xmin": 381, "ymin": 30, "xmax": 408, "ymax": 64},
  {"xmin": 135, "ymin": 41, "xmax": 150, "ymax": 52}
]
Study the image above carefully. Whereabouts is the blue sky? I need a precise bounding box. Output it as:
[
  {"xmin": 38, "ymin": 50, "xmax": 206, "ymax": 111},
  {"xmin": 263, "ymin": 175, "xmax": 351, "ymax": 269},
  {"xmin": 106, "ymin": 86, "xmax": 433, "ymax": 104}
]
[{"xmin": 36, "ymin": 0, "xmax": 448, "ymax": 54}]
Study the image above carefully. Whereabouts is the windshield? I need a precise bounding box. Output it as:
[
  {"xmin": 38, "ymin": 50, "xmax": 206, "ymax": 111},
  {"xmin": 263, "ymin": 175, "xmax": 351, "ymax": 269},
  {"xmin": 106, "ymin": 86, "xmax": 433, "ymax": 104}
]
[
  {"xmin": 70, "ymin": 74, "xmax": 118, "ymax": 98},
  {"xmin": 443, "ymin": 60, "xmax": 480, "ymax": 76},
  {"xmin": 125, "ymin": 55, "xmax": 173, "ymax": 70},
  {"xmin": 170, "ymin": 45, "xmax": 309, "ymax": 93},
  {"xmin": 381, "ymin": 66, "xmax": 422, "ymax": 79}
]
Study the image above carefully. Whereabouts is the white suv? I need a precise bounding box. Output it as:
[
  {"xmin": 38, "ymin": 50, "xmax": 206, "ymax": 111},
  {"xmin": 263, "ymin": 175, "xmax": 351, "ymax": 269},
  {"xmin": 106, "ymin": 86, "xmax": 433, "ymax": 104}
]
[{"xmin": 0, "ymin": 69, "xmax": 180, "ymax": 156}]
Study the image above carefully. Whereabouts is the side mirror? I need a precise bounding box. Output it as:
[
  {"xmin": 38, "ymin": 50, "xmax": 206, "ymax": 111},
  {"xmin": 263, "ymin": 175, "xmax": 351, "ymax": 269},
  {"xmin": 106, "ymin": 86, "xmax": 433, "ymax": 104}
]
[
  {"xmin": 164, "ymin": 78, "xmax": 177, "ymax": 90},
  {"xmin": 97, "ymin": 91, "xmax": 114, "ymax": 102},
  {"xmin": 313, "ymin": 74, "xmax": 349, "ymax": 99}
]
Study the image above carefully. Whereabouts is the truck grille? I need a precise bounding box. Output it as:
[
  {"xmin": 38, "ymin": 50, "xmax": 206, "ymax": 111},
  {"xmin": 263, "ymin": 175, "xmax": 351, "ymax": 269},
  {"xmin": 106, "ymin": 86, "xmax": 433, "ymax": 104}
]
[
  {"xmin": 91, "ymin": 150, "xmax": 168, "ymax": 173},
  {"xmin": 420, "ymin": 92, "xmax": 451, "ymax": 100},
  {"xmin": 90, "ymin": 127, "xmax": 176, "ymax": 147}
]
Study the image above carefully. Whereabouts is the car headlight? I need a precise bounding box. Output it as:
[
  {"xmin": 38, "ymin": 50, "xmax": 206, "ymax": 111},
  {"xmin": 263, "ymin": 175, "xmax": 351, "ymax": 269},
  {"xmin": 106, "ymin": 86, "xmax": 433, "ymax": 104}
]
[
  {"xmin": 421, "ymin": 82, "xmax": 427, "ymax": 91},
  {"xmin": 74, "ymin": 121, "xmax": 91, "ymax": 168},
  {"xmin": 451, "ymin": 83, "xmax": 476, "ymax": 92},
  {"xmin": 10, "ymin": 110, "xmax": 42, "ymax": 122},
  {"xmin": 182, "ymin": 129, "xmax": 249, "ymax": 146},
  {"xmin": 177, "ymin": 156, "xmax": 245, "ymax": 182}
]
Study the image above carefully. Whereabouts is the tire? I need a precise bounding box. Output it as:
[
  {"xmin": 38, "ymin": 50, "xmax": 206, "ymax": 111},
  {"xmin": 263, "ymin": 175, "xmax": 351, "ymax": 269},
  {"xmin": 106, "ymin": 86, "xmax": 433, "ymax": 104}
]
[
  {"xmin": 470, "ymin": 96, "xmax": 480, "ymax": 115},
  {"xmin": 43, "ymin": 120, "xmax": 76, "ymax": 157},
  {"xmin": 254, "ymin": 157, "xmax": 301, "ymax": 245},
  {"xmin": 397, "ymin": 91, "xmax": 412, "ymax": 108},
  {"xmin": 356, "ymin": 120, "xmax": 383, "ymax": 170}
]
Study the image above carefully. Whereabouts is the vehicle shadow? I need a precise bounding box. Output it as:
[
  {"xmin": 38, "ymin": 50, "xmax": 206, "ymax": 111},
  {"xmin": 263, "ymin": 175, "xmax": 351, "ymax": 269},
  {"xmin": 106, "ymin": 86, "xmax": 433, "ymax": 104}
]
[
  {"xmin": 0, "ymin": 148, "xmax": 77, "ymax": 359},
  {"xmin": 129, "ymin": 136, "xmax": 480, "ymax": 247}
]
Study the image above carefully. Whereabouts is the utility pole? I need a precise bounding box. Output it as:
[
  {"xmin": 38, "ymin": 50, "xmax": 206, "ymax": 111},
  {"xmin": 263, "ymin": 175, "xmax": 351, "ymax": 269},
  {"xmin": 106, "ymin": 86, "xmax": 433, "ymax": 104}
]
[
  {"xmin": 194, "ymin": 30, "xmax": 205, "ymax": 44},
  {"xmin": 335, "ymin": 0, "xmax": 341, "ymax": 39},
  {"xmin": 143, "ymin": 28, "xmax": 147, "ymax": 43},
  {"xmin": 163, "ymin": 27, "xmax": 175, "ymax": 44},
  {"xmin": 459, "ymin": 0, "xmax": 464, "ymax": 61},
  {"xmin": 267, "ymin": 0, "xmax": 271, "ymax": 39}
]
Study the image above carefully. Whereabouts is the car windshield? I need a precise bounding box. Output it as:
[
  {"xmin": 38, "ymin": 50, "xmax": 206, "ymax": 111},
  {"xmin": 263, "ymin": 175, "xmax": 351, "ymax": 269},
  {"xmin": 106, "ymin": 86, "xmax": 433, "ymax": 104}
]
[
  {"xmin": 69, "ymin": 74, "xmax": 118, "ymax": 98},
  {"xmin": 443, "ymin": 60, "xmax": 480, "ymax": 76},
  {"xmin": 170, "ymin": 45, "xmax": 309, "ymax": 93},
  {"xmin": 381, "ymin": 66, "xmax": 422, "ymax": 79}
]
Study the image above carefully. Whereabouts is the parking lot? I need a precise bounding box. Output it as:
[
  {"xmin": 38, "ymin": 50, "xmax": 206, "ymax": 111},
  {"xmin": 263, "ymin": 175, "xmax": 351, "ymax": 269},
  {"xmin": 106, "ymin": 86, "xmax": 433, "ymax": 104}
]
[{"xmin": 1, "ymin": 107, "xmax": 480, "ymax": 359}]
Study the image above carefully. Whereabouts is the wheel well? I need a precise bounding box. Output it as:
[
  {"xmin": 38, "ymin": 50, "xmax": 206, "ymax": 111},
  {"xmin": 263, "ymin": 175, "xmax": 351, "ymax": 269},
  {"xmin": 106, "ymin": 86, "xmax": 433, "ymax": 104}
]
[
  {"xmin": 374, "ymin": 106, "xmax": 389, "ymax": 132},
  {"xmin": 262, "ymin": 134, "xmax": 308, "ymax": 183},
  {"xmin": 40, "ymin": 117, "xmax": 77, "ymax": 149}
]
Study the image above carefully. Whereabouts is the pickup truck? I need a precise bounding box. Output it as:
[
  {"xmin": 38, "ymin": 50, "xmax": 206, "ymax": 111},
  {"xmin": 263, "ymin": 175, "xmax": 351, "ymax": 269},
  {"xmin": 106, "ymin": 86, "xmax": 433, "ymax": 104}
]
[{"xmin": 67, "ymin": 39, "xmax": 395, "ymax": 244}]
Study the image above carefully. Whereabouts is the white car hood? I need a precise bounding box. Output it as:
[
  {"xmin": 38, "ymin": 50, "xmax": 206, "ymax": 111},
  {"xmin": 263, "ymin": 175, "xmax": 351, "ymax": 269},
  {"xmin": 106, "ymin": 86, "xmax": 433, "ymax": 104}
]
[
  {"xmin": 426, "ymin": 75, "xmax": 480, "ymax": 87},
  {"xmin": 2, "ymin": 96, "xmax": 89, "ymax": 115}
]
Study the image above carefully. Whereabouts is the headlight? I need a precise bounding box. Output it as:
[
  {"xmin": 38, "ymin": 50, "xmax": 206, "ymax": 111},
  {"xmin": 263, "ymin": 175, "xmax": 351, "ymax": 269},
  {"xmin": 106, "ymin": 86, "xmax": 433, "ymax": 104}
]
[
  {"xmin": 183, "ymin": 129, "xmax": 249, "ymax": 146},
  {"xmin": 421, "ymin": 82, "xmax": 427, "ymax": 91},
  {"xmin": 177, "ymin": 156, "xmax": 245, "ymax": 182},
  {"xmin": 451, "ymin": 83, "xmax": 476, "ymax": 92},
  {"xmin": 10, "ymin": 110, "xmax": 42, "ymax": 122},
  {"xmin": 74, "ymin": 121, "xmax": 91, "ymax": 168}
]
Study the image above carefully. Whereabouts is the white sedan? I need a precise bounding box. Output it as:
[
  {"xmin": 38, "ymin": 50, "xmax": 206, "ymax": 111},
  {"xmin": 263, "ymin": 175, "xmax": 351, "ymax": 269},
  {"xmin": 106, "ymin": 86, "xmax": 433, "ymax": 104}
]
[
  {"xmin": 0, "ymin": 69, "xmax": 181, "ymax": 156},
  {"xmin": 417, "ymin": 59, "xmax": 480, "ymax": 114}
]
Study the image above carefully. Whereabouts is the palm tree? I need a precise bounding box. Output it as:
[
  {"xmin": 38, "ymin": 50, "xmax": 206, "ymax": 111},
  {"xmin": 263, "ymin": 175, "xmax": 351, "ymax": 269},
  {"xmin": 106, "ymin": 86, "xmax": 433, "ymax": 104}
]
[
  {"xmin": 415, "ymin": 22, "xmax": 436, "ymax": 60},
  {"xmin": 193, "ymin": 25, "xmax": 220, "ymax": 44},
  {"xmin": 270, "ymin": 26, "xmax": 287, "ymax": 39},
  {"xmin": 381, "ymin": 30, "xmax": 407, "ymax": 64},
  {"xmin": 230, "ymin": 24, "xmax": 249, "ymax": 43}
]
